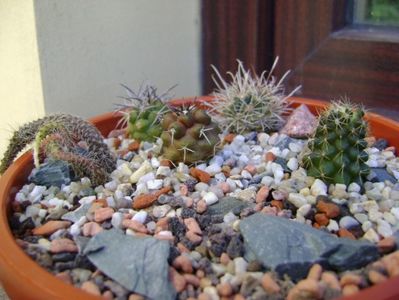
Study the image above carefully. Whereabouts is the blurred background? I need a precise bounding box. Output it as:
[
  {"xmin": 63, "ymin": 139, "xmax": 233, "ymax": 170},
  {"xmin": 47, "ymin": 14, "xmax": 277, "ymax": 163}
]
[{"xmin": 0, "ymin": 0, "xmax": 398, "ymax": 159}]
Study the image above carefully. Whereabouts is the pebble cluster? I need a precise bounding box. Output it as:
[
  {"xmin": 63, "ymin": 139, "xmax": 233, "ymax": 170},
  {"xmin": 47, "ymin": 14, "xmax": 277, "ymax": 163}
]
[{"xmin": 9, "ymin": 124, "xmax": 399, "ymax": 300}]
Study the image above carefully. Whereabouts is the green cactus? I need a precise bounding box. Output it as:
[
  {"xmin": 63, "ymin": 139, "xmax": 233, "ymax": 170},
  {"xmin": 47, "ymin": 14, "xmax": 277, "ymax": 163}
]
[
  {"xmin": 0, "ymin": 114, "xmax": 116, "ymax": 186},
  {"xmin": 301, "ymin": 100, "xmax": 370, "ymax": 185},
  {"xmin": 208, "ymin": 58, "xmax": 301, "ymax": 134},
  {"xmin": 117, "ymin": 84, "xmax": 172, "ymax": 142},
  {"xmin": 160, "ymin": 104, "xmax": 221, "ymax": 164}
]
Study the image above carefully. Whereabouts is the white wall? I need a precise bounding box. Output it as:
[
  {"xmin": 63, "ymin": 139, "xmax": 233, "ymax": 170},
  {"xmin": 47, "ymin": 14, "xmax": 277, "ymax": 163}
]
[
  {"xmin": 0, "ymin": 0, "xmax": 45, "ymax": 159},
  {"xmin": 34, "ymin": 0, "xmax": 202, "ymax": 118}
]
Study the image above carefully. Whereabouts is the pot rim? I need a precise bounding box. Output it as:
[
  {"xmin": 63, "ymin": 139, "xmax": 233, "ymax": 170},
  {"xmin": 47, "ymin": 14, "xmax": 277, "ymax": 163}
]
[{"xmin": 0, "ymin": 96, "xmax": 399, "ymax": 300}]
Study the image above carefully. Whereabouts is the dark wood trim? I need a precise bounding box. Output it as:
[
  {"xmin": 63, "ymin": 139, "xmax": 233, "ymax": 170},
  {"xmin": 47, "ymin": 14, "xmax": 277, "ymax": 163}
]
[
  {"xmin": 274, "ymin": 0, "xmax": 399, "ymax": 119},
  {"xmin": 201, "ymin": 0, "xmax": 274, "ymax": 94}
]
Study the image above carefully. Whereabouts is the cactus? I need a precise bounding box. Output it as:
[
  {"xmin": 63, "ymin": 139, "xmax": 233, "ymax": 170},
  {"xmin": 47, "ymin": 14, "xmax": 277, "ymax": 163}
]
[
  {"xmin": 116, "ymin": 83, "xmax": 173, "ymax": 142},
  {"xmin": 0, "ymin": 114, "xmax": 116, "ymax": 186},
  {"xmin": 160, "ymin": 104, "xmax": 221, "ymax": 164},
  {"xmin": 208, "ymin": 58, "xmax": 301, "ymax": 134},
  {"xmin": 301, "ymin": 100, "xmax": 370, "ymax": 185}
]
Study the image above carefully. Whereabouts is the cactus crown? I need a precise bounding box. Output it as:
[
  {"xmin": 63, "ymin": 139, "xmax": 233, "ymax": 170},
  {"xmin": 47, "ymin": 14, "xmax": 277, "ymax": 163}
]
[
  {"xmin": 302, "ymin": 100, "xmax": 370, "ymax": 185},
  {"xmin": 208, "ymin": 58, "xmax": 301, "ymax": 134},
  {"xmin": 116, "ymin": 83, "xmax": 174, "ymax": 142},
  {"xmin": 160, "ymin": 102, "xmax": 221, "ymax": 164},
  {"xmin": 0, "ymin": 114, "xmax": 116, "ymax": 186}
]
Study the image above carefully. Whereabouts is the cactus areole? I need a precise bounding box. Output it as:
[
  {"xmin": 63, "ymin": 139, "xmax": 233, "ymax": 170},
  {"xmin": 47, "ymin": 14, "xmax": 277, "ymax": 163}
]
[{"xmin": 302, "ymin": 101, "xmax": 370, "ymax": 185}]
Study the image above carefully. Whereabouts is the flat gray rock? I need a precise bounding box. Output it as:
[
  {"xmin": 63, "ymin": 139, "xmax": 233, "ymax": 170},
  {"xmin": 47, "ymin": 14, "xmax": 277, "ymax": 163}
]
[
  {"xmin": 62, "ymin": 203, "xmax": 91, "ymax": 223},
  {"xmin": 240, "ymin": 214, "xmax": 379, "ymax": 281},
  {"xmin": 207, "ymin": 197, "xmax": 250, "ymax": 216},
  {"xmin": 84, "ymin": 228, "xmax": 175, "ymax": 300},
  {"xmin": 29, "ymin": 159, "xmax": 75, "ymax": 188}
]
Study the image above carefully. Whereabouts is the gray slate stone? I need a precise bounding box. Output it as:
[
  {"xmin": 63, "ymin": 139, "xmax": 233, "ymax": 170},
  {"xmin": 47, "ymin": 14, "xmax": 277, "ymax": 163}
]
[
  {"xmin": 62, "ymin": 203, "xmax": 91, "ymax": 223},
  {"xmin": 207, "ymin": 197, "xmax": 250, "ymax": 216},
  {"xmin": 369, "ymin": 168, "xmax": 396, "ymax": 184},
  {"xmin": 240, "ymin": 214, "xmax": 379, "ymax": 281},
  {"xmin": 84, "ymin": 228, "xmax": 175, "ymax": 300},
  {"xmin": 29, "ymin": 159, "xmax": 75, "ymax": 188}
]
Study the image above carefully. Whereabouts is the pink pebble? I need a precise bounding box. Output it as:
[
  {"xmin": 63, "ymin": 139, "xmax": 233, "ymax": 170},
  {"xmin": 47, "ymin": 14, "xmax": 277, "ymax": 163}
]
[
  {"xmin": 82, "ymin": 222, "xmax": 103, "ymax": 237},
  {"xmin": 94, "ymin": 207, "xmax": 114, "ymax": 222},
  {"xmin": 50, "ymin": 238, "xmax": 78, "ymax": 253}
]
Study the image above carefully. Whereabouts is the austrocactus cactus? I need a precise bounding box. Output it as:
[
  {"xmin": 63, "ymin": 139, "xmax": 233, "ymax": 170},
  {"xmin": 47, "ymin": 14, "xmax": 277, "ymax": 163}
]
[
  {"xmin": 0, "ymin": 114, "xmax": 116, "ymax": 186},
  {"xmin": 160, "ymin": 104, "xmax": 221, "ymax": 164},
  {"xmin": 301, "ymin": 100, "xmax": 370, "ymax": 185},
  {"xmin": 116, "ymin": 84, "xmax": 172, "ymax": 142},
  {"xmin": 208, "ymin": 58, "xmax": 301, "ymax": 134}
]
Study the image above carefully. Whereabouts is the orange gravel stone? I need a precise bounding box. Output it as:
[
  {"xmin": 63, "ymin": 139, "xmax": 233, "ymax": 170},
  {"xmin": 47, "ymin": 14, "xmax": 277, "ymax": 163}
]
[
  {"xmin": 173, "ymin": 255, "xmax": 194, "ymax": 273},
  {"xmin": 55, "ymin": 271, "xmax": 72, "ymax": 284},
  {"xmin": 156, "ymin": 217, "xmax": 170, "ymax": 231},
  {"xmin": 128, "ymin": 294, "xmax": 145, "ymax": 300},
  {"xmin": 183, "ymin": 274, "xmax": 200, "ymax": 287},
  {"xmin": 196, "ymin": 200, "xmax": 207, "ymax": 214},
  {"xmin": 338, "ymin": 228, "xmax": 356, "ymax": 240},
  {"xmin": 315, "ymin": 213, "xmax": 329, "ymax": 226},
  {"xmin": 185, "ymin": 231, "xmax": 202, "ymax": 244},
  {"xmin": 256, "ymin": 186, "xmax": 270, "ymax": 203},
  {"xmin": 32, "ymin": 220, "xmax": 71, "ymax": 236},
  {"xmin": 160, "ymin": 159, "xmax": 172, "ymax": 167},
  {"xmin": 316, "ymin": 200, "xmax": 340, "ymax": 218},
  {"xmin": 50, "ymin": 238, "xmax": 78, "ymax": 253},
  {"xmin": 261, "ymin": 273, "xmax": 280, "ymax": 294},
  {"xmin": 224, "ymin": 133, "xmax": 235, "ymax": 143},
  {"xmin": 128, "ymin": 140, "xmax": 140, "ymax": 151},
  {"xmin": 382, "ymin": 251, "xmax": 399, "ymax": 277},
  {"xmin": 270, "ymin": 200, "xmax": 284, "ymax": 210},
  {"xmin": 217, "ymin": 282, "xmax": 233, "ymax": 297},
  {"xmin": 307, "ymin": 264, "xmax": 323, "ymax": 281},
  {"xmin": 122, "ymin": 219, "xmax": 148, "ymax": 233},
  {"xmin": 94, "ymin": 207, "xmax": 114, "ymax": 222},
  {"xmin": 169, "ymin": 267, "xmax": 186, "ymax": 293},
  {"xmin": 82, "ymin": 222, "xmax": 103, "ymax": 237},
  {"xmin": 368, "ymin": 269, "xmax": 388, "ymax": 284},
  {"xmin": 133, "ymin": 187, "xmax": 171, "ymax": 209},
  {"xmin": 184, "ymin": 218, "xmax": 202, "ymax": 235},
  {"xmin": 340, "ymin": 273, "xmax": 364, "ymax": 287},
  {"xmin": 377, "ymin": 236, "xmax": 396, "ymax": 254},
  {"xmin": 81, "ymin": 281, "xmax": 101, "ymax": 296},
  {"xmin": 244, "ymin": 165, "xmax": 256, "ymax": 175},
  {"xmin": 190, "ymin": 168, "xmax": 211, "ymax": 183},
  {"xmin": 287, "ymin": 278, "xmax": 324, "ymax": 300},
  {"xmin": 220, "ymin": 253, "xmax": 231, "ymax": 265},
  {"xmin": 342, "ymin": 284, "xmax": 359, "ymax": 296},
  {"xmin": 321, "ymin": 271, "xmax": 341, "ymax": 290},
  {"xmin": 264, "ymin": 152, "xmax": 276, "ymax": 162},
  {"xmin": 177, "ymin": 242, "xmax": 190, "ymax": 253}
]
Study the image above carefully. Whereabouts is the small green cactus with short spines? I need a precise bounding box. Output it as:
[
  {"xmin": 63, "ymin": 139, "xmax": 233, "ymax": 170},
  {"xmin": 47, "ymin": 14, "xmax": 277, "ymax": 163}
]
[
  {"xmin": 160, "ymin": 104, "xmax": 221, "ymax": 164},
  {"xmin": 208, "ymin": 58, "xmax": 301, "ymax": 134},
  {"xmin": 117, "ymin": 84, "xmax": 172, "ymax": 142},
  {"xmin": 302, "ymin": 100, "xmax": 370, "ymax": 185}
]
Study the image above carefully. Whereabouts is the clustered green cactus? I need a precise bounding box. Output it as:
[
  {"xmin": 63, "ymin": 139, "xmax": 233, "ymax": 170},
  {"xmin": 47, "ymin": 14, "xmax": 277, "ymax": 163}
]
[
  {"xmin": 0, "ymin": 114, "xmax": 116, "ymax": 186},
  {"xmin": 116, "ymin": 84, "xmax": 172, "ymax": 142},
  {"xmin": 302, "ymin": 100, "xmax": 370, "ymax": 185},
  {"xmin": 160, "ymin": 104, "xmax": 221, "ymax": 164},
  {"xmin": 208, "ymin": 58, "xmax": 301, "ymax": 134}
]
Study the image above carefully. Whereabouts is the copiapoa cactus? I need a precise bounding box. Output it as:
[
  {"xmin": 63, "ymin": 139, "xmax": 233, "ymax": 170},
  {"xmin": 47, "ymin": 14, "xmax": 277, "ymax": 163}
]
[
  {"xmin": 116, "ymin": 83, "xmax": 173, "ymax": 142},
  {"xmin": 208, "ymin": 58, "xmax": 301, "ymax": 134},
  {"xmin": 0, "ymin": 114, "xmax": 116, "ymax": 186},
  {"xmin": 301, "ymin": 100, "xmax": 370, "ymax": 185},
  {"xmin": 160, "ymin": 103, "xmax": 221, "ymax": 164}
]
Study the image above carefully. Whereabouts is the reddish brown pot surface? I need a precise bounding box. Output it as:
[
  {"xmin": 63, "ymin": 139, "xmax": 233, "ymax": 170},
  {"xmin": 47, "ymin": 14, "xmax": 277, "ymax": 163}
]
[{"xmin": 0, "ymin": 97, "xmax": 399, "ymax": 300}]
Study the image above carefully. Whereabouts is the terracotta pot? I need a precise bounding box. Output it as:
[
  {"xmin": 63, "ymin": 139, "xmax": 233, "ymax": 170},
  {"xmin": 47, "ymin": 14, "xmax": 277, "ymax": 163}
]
[{"xmin": 0, "ymin": 97, "xmax": 398, "ymax": 300}]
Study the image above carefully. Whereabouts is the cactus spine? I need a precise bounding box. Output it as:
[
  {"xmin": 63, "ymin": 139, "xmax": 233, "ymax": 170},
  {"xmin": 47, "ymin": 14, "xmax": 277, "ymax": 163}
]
[
  {"xmin": 302, "ymin": 100, "xmax": 370, "ymax": 185},
  {"xmin": 208, "ymin": 58, "xmax": 301, "ymax": 134},
  {"xmin": 116, "ymin": 84, "xmax": 172, "ymax": 142},
  {"xmin": 160, "ymin": 104, "xmax": 221, "ymax": 164}
]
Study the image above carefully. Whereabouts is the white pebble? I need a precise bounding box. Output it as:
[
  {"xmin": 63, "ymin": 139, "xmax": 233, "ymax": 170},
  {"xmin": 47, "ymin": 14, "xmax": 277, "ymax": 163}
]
[
  {"xmin": 327, "ymin": 219, "xmax": 339, "ymax": 232},
  {"xmin": 271, "ymin": 163, "xmax": 284, "ymax": 184},
  {"xmin": 38, "ymin": 209, "xmax": 47, "ymax": 218},
  {"xmin": 234, "ymin": 257, "xmax": 248, "ymax": 274},
  {"xmin": 152, "ymin": 205, "xmax": 171, "ymax": 218},
  {"xmin": 223, "ymin": 212, "xmax": 238, "ymax": 224},
  {"xmin": 195, "ymin": 182, "xmax": 209, "ymax": 192},
  {"xmin": 29, "ymin": 186, "xmax": 46, "ymax": 203},
  {"xmin": 25, "ymin": 205, "xmax": 40, "ymax": 218},
  {"xmin": 377, "ymin": 219, "xmax": 393, "ymax": 238},
  {"xmin": 354, "ymin": 213, "xmax": 368, "ymax": 224},
  {"xmin": 368, "ymin": 209, "xmax": 383, "ymax": 222},
  {"xmin": 146, "ymin": 179, "xmax": 163, "ymax": 190},
  {"xmin": 311, "ymin": 179, "xmax": 327, "ymax": 196},
  {"xmin": 363, "ymin": 228, "xmax": 380, "ymax": 243},
  {"xmin": 261, "ymin": 176, "xmax": 274, "ymax": 186},
  {"xmin": 70, "ymin": 223, "xmax": 81, "ymax": 236},
  {"xmin": 339, "ymin": 216, "xmax": 359, "ymax": 229},
  {"xmin": 362, "ymin": 220, "xmax": 373, "ymax": 232},
  {"xmin": 79, "ymin": 196, "xmax": 96, "ymax": 205},
  {"xmin": 391, "ymin": 207, "xmax": 399, "ymax": 220},
  {"xmin": 348, "ymin": 182, "xmax": 361, "ymax": 193},
  {"xmin": 297, "ymin": 204, "xmax": 311, "ymax": 217},
  {"xmin": 383, "ymin": 212, "xmax": 397, "ymax": 225},
  {"xmin": 150, "ymin": 157, "xmax": 160, "ymax": 168},
  {"xmin": 132, "ymin": 210, "xmax": 148, "ymax": 224},
  {"xmin": 288, "ymin": 142, "xmax": 302, "ymax": 153},
  {"xmin": 156, "ymin": 166, "xmax": 171, "ymax": 177},
  {"xmin": 257, "ymin": 133, "xmax": 269, "ymax": 145},
  {"xmin": 288, "ymin": 193, "xmax": 307, "ymax": 208},
  {"xmin": 205, "ymin": 164, "xmax": 222, "ymax": 175},
  {"xmin": 130, "ymin": 161, "xmax": 152, "ymax": 183},
  {"xmin": 111, "ymin": 212, "xmax": 124, "ymax": 228},
  {"xmin": 203, "ymin": 192, "xmax": 218, "ymax": 205},
  {"xmin": 287, "ymin": 158, "xmax": 298, "ymax": 171},
  {"xmin": 104, "ymin": 181, "xmax": 118, "ymax": 191}
]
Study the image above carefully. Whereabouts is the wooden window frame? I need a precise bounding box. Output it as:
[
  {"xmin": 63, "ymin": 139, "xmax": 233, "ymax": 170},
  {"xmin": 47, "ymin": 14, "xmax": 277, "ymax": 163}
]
[{"xmin": 274, "ymin": 0, "xmax": 399, "ymax": 119}]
